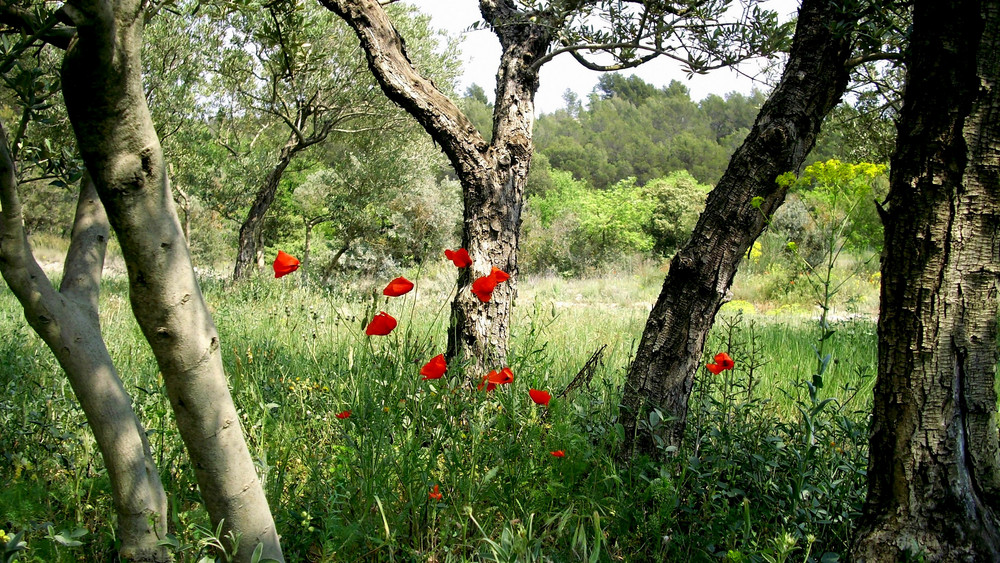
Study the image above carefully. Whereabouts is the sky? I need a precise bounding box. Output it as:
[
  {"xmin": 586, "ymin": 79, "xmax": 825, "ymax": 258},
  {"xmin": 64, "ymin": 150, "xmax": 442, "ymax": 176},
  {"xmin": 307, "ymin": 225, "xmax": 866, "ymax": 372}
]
[{"xmin": 406, "ymin": 0, "xmax": 801, "ymax": 115}]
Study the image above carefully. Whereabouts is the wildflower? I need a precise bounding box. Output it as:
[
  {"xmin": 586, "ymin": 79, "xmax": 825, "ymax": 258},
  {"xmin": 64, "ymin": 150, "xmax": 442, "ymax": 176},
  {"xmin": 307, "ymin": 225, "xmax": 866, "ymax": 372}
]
[
  {"xmin": 273, "ymin": 250, "xmax": 300, "ymax": 278},
  {"xmin": 477, "ymin": 370, "xmax": 499, "ymax": 392},
  {"xmin": 444, "ymin": 248, "xmax": 472, "ymax": 268},
  {"xmin": 471, "ymin": 275, "xmax": 498, "ymax": 302},
  {"xmin": 492, "ymin": 367, "xmax": 514, "ymax": 385},
  {"xmin": 429, "ymin": 484, "xmax": 443, "ymax": 500},
  {"xmin": 365, "ymin": 312, "xmax": 397, "ymax": 336},
  {"xmin": 528, "ymin": 389, "xmax": 551, "ymax": 406},
  {"xmin": 383, "ymin": 276, "xmax": 414, "ymax": 297},
  {"xmin": 420, "ymin": 354, "xmax": 447, "ymax": 380},
  {"xmin": 471, "ymin": 266, "xmax": 511, "ymax": 302},
  {"xmin": 706, "ymin": 352, "xmax": 735, "ymax": 374},
  {"xmin": 551, "ymin": 450, "xmax": 565, "ymax": 458},
  {"xmin": 335, "ymin": 410, "xmax": 351, "ymax": 419},
  {"xmin": 714, "ymin": 352, "xmax": 735, "ymax": 370}
]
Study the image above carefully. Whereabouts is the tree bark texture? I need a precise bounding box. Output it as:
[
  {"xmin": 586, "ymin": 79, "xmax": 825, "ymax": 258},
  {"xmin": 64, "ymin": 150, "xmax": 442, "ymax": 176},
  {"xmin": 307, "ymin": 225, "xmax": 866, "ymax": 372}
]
[
  {"xmin": 618, "ymin": 0, "xmax": 855, "ymax": 458},
  {"xmin": 233, "ymin": 136, "xmax": 297, "ymax": 280},
  {"xmin": 851, "ymin": 1, "xmax": 1000, "ymax": 560},
  {"xmin": 58, "ymin": 0, "xmax": 284, "ymax": 560},
  {"xmin": 0, "ymin": 126, "xmax": 169, "ymax": 561},
  {"xmin": 320, "ymin": 0, "xmax": 549, "ymax": 368}
]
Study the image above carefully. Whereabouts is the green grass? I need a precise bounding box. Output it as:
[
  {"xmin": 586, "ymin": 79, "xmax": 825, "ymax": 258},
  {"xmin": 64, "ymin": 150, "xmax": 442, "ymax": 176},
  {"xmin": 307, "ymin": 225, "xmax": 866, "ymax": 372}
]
[{"xmin": 0, "ymin": 266, "xmax": 875, "ymax": 562}]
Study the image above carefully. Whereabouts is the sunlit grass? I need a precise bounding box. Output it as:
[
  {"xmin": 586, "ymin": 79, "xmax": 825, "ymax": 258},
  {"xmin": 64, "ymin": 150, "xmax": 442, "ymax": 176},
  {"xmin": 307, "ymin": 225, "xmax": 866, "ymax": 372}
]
[{"xmin": 0, "ymin": 266, "xmax": 876, "ymax": 561}]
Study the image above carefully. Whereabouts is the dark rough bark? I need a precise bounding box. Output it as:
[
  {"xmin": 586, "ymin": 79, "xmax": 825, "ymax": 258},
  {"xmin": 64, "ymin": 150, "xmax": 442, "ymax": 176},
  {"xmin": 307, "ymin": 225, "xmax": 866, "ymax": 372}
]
[
  {"xmin": 58, "ymin": 0, "xmax": 284, "ymax": 560},
  {"xmin": 618, "ymin": 0, "xmax": 855, "ymax": 458},
  {"xmin": 233, "ymin": 136, "xmax": 297, "ymax": 280},
  {"xmin": 851, "ymin": 1, "xmax": 1000, "ymax": 560},
  {"xmin": 320, "ymin": 0, "xmax": 549, "ymax": 368},
  {"xmin": 0, "ymin": 129, "xmax": 169, "ymax": 561}
]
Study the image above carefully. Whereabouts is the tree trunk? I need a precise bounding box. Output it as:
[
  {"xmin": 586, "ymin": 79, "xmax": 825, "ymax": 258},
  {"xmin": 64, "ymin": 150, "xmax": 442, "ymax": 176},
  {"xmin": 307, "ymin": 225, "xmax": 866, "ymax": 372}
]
[
  {"xmin": 0, "ymin": 133, "xmax": 169, "ymax": 561},
  {"xmin": 618, "ymin": 0, "xmax": 855, "ymax": 459},
  {"xmin": 233, "ymin": 136, "xmax": 297, "ymax": 280},
  {"xmin": 320, "ymin": 0, "xmax": 548, "ymax": 368},
  {"xmin": 59, "ymin": 0, "xmax": 284, "ymax": 560},
  {"xmin": 446, "ymin": 8, "xmax": 546, "ymax": 368},
  {"xmin": 851, "ymin": 1, "xmax": 1000, "ymax": 559}
]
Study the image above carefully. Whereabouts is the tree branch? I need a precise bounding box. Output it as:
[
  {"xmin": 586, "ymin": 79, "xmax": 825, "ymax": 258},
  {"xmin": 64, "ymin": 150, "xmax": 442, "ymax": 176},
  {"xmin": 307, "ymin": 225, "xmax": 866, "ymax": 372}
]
[
  {"xmin": 0, "ymin": 4, "xmax": 75, "ymax": 50},
  {"xmin": 318, "ymin": 0, "xmax": 488, "ymax": 179},
  {"xmin": 846, "ymin": 51, "xmax": 905, "ymax": 69},
  {"xmin": 59, "ymin": 171, "xmax": 108, "ymax": 321}
]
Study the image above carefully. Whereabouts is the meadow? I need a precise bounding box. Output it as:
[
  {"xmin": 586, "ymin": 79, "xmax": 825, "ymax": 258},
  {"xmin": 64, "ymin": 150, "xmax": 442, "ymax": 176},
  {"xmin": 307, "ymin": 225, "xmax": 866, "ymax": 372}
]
[{"xmin": 0, "ymin": 258, "xmax": 878, "ymax": 562}]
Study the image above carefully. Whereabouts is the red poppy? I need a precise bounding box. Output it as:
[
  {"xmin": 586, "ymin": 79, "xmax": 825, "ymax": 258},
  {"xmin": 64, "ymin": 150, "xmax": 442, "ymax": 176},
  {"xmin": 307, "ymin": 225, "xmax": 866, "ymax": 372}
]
[
  {"xmin": 420, "ymin": 354, "xmax": 447, "ymax": 380},
  {"xmin": 428, "ymin": 484, "xmax": 443, "ymax": 500},
  {"xmin": 444, "ymin": 248, "xmax": 472, "ymax": 268},
  {"xmin": 490, "ymin": 367, "xmax": 514, "ymax": 385},
  {"xmin": 489, "ymin": 266, "xmax": 510, "ymax": 283},
  {"xmin": 471, "ymin": 266, "xmax": 511, "ymax": 302},
  {"xmin": 365, "ymin": 312, "xmax": 398, "ymax": 336},
  {"xmin": 705, "ymin": 363, "xmax": 725, "ymax": 375},
  {"xmin": 528, "ymin": 389, "xmax": 551, "ymax": 406},
  {"xmin": 273, "ymin": 250, "xmax": 300, "ymax": 278},
  {"xmin": 335, "ymin": 410, "xmax": 351, "ymax": 419},
  {"xmin": 714, "ymin": 352, "xmax": 735, "ymax": 371},
  {"xmin": 471, "ymin": 274, "xmax": 498, "ymax": 302},
  {"xmin": 477, "ymin": 370, "xmax": 499, "ymax": 392},
  {"xmin": 551, "ymin": 450, "xmax": 565, "ymax": 458},
  {"xmin": 383, "ymin": 276, "xmax": 414, "ymax": 297}
]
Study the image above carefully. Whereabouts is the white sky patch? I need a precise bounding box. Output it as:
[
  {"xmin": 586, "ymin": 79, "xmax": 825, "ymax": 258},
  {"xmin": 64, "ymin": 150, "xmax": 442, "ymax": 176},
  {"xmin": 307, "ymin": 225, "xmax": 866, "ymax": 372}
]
[{"xmin": 406, "ymin": 0, "xmax": 800, "ymax": 114}]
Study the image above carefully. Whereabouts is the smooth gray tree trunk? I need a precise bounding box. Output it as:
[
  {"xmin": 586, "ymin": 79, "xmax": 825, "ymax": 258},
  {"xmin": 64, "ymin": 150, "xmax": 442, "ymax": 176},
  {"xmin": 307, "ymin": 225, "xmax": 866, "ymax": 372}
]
[
  {"xmin": 0, "ymin": 125, "xmax": 169, "ymax": 561},
  {"xmin": 58, "ymin": 0, "xmax": 284, "ymax": 560}
]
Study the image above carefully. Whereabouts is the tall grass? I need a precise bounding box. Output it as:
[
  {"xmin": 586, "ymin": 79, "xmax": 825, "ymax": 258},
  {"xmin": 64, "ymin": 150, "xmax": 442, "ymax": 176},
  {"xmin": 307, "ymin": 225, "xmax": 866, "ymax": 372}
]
[{"xmin": 0, "ymin": 266, "xmax": 874, "ymax": 561}]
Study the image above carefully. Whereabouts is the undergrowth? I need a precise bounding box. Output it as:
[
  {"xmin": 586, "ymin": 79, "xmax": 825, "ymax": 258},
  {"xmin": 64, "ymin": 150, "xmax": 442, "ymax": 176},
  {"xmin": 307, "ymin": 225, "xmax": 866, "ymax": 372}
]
[{"xmin": 0, "ymin": 273, "xmax": 872, "ymax": 562}]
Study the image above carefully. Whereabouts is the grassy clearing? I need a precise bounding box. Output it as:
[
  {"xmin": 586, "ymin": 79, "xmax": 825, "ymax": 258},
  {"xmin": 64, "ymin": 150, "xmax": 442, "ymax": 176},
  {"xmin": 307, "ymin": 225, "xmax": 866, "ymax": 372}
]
[{"xmin": 0, "ymin": 263, "xmax": 875, "ymax": 561}]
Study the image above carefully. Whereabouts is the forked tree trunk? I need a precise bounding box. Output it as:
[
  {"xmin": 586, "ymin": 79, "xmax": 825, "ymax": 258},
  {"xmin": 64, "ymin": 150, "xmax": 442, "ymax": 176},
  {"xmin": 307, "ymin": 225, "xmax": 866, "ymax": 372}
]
[
  {"xmin": 851, "ymin": 1, "xmax": 1000, "ymax": 559},
  {"xmin": 320, "ymin": 0, "xmax": 548, "ymax": 368},
  {"xmin": 618, "ymin": 0, "xmax": 855, "ymax": 458},
  {"xmin": 233, "ymin": 137, "xmax": 298, "ymax": 280},
  {"xmin": 0, "ymin": 134, "xmax": 169, "ymax": 561},
  {"xmin": 59, "ymin": 0, "xmax": 284, "ymax": 560}
]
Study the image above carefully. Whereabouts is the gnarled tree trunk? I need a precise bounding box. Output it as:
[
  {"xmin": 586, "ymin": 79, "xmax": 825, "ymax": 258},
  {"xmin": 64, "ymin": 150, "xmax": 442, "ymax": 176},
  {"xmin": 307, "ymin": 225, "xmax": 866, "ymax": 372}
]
[
  {"xmin": 233, "ymin": 136, "xmax": 298, "ymax": 280},
  {"xmin": 0, "ymin": 131, "xmax": 168, "ymax": 561},
  {"xmin": 59, "ymin": 0, "xmax": 283, "ymax": 560},
  {"xmin": 618, "ymin": 0, "xmax": 855, "ymax": 458},
  {"xmin": 851, "ymin": 0, "xmax": 1000, "ymax": 559},
  {"xmin": 321, "ymin": 0, "xmax": 550, "ymax": 368}
]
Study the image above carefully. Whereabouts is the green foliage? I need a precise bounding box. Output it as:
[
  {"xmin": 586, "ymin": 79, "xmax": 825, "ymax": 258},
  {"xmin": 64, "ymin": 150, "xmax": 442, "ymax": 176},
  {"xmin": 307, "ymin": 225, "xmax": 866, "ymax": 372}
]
[
  {"xmin": 643, "ymin": 170, "xmax": 712, "ymax": 256},
  {"xmin": 0, "ymin": 270, "xmax": 873, "ymax": 562},
  {"xmin": 522, "ymin": 170, "xmax": 654, "ymax": 274},
  {"xmin": 534, "ymin": 76, "xmax": 760, "ymax": 187}
]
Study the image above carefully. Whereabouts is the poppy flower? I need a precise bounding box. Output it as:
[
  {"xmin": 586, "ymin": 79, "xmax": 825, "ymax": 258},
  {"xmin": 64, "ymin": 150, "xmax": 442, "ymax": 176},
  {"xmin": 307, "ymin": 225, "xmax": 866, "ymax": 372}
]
[
  {"xmin": 383, "ymin": 276, "xmax": 414, "ymax": 297},
  {"xmin": 714, "ymin": 352, "xmax": 735, "ymax": 371},
  {"xmin": 528, "ymin": 389, "xmax": 551, "ymax": 406},
  {"xmin": 428, "ymin": 484, "xmax": 442, "ymax": 500},
  {"xmin": 471, "ymin": 276, "xmax": 496, "ymax": 302},
  {"xmin": 444, "ymin": 248, "xmax": 472, "ymax": 268},
  {"xmin": 477, "ymin": 370, "xmax": 499, "ymax": 392},
  {"xmin": 335, "ymin": 410, "xmax": 351, "ymax": 419},
  {"xmin": 705, "ymin": 363, "xmax": 725, "ymax": 375},
  {"xmin": 420, "ymin": 354, "xmax": 447, "ymax": 380},
  {"xmin": 490, "ymin": 367, "xmax": 514, "ymax": 385},
  {"xmin": 273, "ymin": 250, "xmax": 300, "ymax": 278},
  {"xmin": 471, "ymin": 266, "xmax": 511, "ymax": 302},
  {"xmin": 365, "ymin": 312, "xmax": 398, "ymax": 336},
  {"xmin": 489, "ymin": 266, "xmax": 510, "ymax": 283},
  {"xmin": 550, "ymin": 450, "xmax": 565, "ymax": 458}
]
